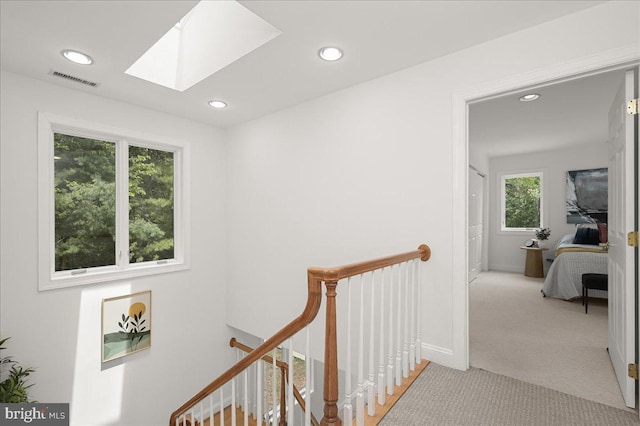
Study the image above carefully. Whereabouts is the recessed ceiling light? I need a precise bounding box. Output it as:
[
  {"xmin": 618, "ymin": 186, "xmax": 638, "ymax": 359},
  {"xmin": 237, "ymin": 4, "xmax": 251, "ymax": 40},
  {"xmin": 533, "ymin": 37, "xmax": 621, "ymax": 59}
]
[
  {"xmin": 519, "ymin": 93, "xmax": 540, "ymax": 102},
  {"xmin": 62, "ymin": 50, "xmax": 93, "ymax": 65},
  {"xmin": 319, "ymin": 46, "xmax": 343, "ymax": 61},
  {"xmin": 208, "ymin": 100, "xmax": 227, "ymax": 109}
]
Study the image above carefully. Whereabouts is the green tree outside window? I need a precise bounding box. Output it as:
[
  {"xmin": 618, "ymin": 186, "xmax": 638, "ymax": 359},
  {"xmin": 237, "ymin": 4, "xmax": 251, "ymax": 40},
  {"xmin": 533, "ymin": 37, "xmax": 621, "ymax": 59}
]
[
  {"xmin": 54, "ymin": 133, "xmax": 174, "ymax": 271},
  {"xmin": 503, "ymin": 175, "xmax": 541, "ymax": 229}
]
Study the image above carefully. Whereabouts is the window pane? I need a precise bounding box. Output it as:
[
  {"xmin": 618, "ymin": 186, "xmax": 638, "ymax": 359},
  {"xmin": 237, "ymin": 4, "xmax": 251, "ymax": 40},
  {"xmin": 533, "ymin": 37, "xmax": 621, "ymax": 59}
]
[
  {"xmin": 129, "ymin": 146, "xmax": 174, "ymax": 263},
  {"xmin": 505, "ymin": 176, "xmax": 540, "ymax": 228},
  {"xmin": 54, "ymin": 133, "xmax": 116, "ymax": 271}
]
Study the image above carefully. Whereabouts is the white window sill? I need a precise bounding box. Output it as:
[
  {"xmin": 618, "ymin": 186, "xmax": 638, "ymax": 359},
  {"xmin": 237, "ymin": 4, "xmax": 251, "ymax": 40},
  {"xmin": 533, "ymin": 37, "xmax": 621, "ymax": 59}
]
[{"xmin": 40, "ymin": 261, "xmax": 189, "ymax": 291}]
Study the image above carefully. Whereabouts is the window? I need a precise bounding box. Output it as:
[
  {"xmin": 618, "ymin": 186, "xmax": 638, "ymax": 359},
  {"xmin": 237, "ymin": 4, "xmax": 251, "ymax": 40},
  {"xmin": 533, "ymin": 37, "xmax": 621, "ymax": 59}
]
[
  {"xmin": 38, "ymin": 113, "xmax": 189, "ymax": 290},
  {"xmin": 500, "ymin": 172, "xmax": 543, "ymax": 231}
]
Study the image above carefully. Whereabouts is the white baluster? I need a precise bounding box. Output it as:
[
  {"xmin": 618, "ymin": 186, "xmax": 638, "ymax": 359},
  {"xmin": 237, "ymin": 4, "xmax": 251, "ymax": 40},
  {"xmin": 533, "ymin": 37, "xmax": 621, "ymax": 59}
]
[
  {"xmin": 356, "ymin": 274, "xmax": 364, "ymax": 426},
  {"xmin": 287, "ymin": 339, "xmax": 294, "ymax": 426},
  {"xmin": 416, "ymin": 259, "xmax": 422, "ymax": 364},
  {"xmin": 368, "ymin": 270, "xmax": 376, "ymax": 416},
  {"xmin": 220, "ymin": 388, "xmax": 225, "ymax": 426},
  {"xmin": 189, "ymin": 409, "xmax": 194, "ymax": 426},
  {"xmin": 356, "ymin": 274, "xmax": 365, "ymax": 426},
  {"xmin": 403, "ymin": 261, "xmax": 410, "ymax": 379},
  {"xmin": 387, "ymin": 264, "xmax": 395, "ymax": 395},
  {"xmin": 343, "ymin": 277, "xmax": 353, "ymax": 423},
  {"xmin": 305, "ymin": 327, "xmax": 311, "ymax": 426},
  {"xmin": 378, "ymin": 267, "xmax": 386, "ymax": 405},
  {"xmin": 199, "ymin": 402, "xmax": 203, "ymax": 426},
  {"xmin": 256, "ymin": 358, "xmax": 262, "ymax": 426},
  {"xmin": 272, "ymin": 350, "xmax": 277, "ymax": 425},
  {"xmin": 209, "ymin": 394, "xmax": 214, "ymax": 426},
  {"xmin": 244, "ymin": 363, "xmax": 249, "ymax": 426},
  {"xmin": 395, "ymin": 263, "xmax": 403, "ymax": 386},
  {"xmin": 232, "ymin": 377, "xmax": 237, "ymax": 426},
  {"xmin": 409, "ymin": 260, "xmax": 417, "ymax": 371}
]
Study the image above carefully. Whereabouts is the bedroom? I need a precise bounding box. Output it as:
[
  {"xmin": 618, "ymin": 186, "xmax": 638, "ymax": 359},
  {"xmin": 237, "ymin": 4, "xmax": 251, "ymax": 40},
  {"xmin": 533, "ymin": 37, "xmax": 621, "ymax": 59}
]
[{"xmin": 468, "ymin": 68, "xmax": 633, "ymax": 410}]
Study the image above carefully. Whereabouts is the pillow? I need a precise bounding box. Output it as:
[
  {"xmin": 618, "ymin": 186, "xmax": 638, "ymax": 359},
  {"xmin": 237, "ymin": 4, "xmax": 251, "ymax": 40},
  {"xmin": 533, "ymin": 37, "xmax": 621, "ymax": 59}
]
[
  {"xmin": 597, "ymin": 223, "xmax": 608, "ymax": 243},
  {"xmin": 553, "ymin": 234, "xmax": 575, "ymax": 253},
  {"xmin": 574, "ymin": 226, "xmax": 600, "ymax": 245},
  {"xmin": 559, "ymin": 233, "xmax": 575, "ymax": 245}
]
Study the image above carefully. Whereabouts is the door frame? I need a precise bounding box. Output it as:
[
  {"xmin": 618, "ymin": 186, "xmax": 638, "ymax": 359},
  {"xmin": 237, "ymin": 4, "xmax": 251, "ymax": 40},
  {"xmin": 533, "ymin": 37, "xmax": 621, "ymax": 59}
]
[{"xmin": 452, "ymin": 45, "xmax": 640, "ymax": 371}]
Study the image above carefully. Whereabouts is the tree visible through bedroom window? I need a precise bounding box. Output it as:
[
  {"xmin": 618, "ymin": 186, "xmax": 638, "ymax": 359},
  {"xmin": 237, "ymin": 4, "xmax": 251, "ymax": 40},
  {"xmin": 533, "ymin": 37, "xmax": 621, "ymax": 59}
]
[{"xmin": 500, "ymin": 172, "xmax": 543, "ymax": 231}]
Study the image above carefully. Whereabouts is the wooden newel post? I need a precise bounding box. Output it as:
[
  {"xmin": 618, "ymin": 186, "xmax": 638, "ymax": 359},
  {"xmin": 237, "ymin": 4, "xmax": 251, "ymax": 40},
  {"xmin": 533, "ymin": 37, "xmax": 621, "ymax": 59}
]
[{"xmin": 321, "ymin": 279, "xmax": 342, "ymax": 426}]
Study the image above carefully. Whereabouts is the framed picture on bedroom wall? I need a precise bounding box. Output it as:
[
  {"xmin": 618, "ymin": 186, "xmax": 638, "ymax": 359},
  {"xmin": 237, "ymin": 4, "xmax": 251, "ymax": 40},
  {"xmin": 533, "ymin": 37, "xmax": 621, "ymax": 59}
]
[{"xmin": 566, "ymin": 167, "xmax": 608, "ymax": 224}]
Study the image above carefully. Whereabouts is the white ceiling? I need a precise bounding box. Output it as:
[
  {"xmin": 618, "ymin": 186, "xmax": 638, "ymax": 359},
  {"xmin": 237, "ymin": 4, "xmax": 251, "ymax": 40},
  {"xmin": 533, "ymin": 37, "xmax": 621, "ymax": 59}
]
[
  {"xmin": 469, "ymin": 69, "xmax": 626, "ymax": 159},
  {"xmin": 0, "ymin": 0, "xmax": 607, "ymax": 129}
]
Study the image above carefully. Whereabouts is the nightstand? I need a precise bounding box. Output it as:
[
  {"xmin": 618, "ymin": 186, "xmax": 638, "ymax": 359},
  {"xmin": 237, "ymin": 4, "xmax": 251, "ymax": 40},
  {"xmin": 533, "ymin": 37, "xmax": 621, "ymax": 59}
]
[{"xmin": 519, "ymin": 246, "xmax": 549, "ymax": 278}]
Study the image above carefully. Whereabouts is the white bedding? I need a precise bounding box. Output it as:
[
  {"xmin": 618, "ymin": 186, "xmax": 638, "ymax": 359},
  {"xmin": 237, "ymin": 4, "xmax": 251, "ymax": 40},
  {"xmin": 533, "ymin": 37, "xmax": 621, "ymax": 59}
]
[{"xmin": 542, "ymin": 241, "xmax": 608, "ymax": 300}]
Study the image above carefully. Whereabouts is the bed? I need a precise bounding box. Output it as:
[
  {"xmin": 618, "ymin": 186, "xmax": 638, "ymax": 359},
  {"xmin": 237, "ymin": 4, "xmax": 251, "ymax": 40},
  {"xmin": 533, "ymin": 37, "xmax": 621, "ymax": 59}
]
[{"xmin": 541, "ymin": 232, "xmax": 608, "ymax": 300}]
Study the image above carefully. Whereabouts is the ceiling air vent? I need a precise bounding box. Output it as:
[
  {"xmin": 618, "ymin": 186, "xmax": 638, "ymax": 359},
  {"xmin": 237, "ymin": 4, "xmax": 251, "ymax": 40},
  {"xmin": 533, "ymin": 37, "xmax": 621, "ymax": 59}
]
[{"xmin": 48, "ymin": 70, "xmax": 100, "ymax": 87}]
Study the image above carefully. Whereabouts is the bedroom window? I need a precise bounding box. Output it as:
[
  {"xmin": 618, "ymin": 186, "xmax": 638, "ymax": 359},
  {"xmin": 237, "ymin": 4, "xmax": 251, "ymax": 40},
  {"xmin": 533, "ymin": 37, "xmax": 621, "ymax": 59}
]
[
  {"xmin": 500, "ymin": 172, "xmax": 543, "ymax": 232},
  {"xmin": 38, "ymin": 113, "xmax": 190, "ymax": 290}
]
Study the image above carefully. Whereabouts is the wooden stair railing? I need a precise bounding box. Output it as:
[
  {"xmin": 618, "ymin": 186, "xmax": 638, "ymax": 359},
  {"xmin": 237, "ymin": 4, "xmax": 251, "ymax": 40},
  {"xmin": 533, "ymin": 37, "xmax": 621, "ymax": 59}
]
[
  {"xmin": 169, "ymin": 272, "xmax": 323, "ymax": 426},
  {"xmin": 169, "ymin": 244, "xmax": 431, "ymax": 426},
  {"xmin": 310, "ymin": 244, "xmax": 431, "ymax": 425},
  {"xmin": 230, "ymin": 338, "xmax": 321, "ymax": 426}
]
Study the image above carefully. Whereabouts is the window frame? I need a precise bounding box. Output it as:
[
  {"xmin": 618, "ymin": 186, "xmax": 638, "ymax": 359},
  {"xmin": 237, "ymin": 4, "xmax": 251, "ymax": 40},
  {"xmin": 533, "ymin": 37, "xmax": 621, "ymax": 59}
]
[
  {"xmin": 499, "ymin": 171, "xmax": 544, "ymax": 233},
  {"xmin": 38, "ymin": 112, "xmax": 190, "ymax": 290}
]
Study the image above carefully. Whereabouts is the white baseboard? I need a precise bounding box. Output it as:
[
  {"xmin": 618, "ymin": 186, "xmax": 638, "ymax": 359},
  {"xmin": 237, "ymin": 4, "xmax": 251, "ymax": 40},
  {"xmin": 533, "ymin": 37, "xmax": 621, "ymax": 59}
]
[{"xmin": 421, "ymin": 343, "xmax": 455, "ymax": 368}]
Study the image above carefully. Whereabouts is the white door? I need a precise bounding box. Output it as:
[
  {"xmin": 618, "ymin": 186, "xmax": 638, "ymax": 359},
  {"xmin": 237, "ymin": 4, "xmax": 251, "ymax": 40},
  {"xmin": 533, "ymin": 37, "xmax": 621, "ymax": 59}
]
[
  {"xmin": 468, "ymin": 167, "xmax": 484, "ymax": 283},
  {"xmin": 607, "ymin": 69, "xmax": 636, "ymax": 408}
]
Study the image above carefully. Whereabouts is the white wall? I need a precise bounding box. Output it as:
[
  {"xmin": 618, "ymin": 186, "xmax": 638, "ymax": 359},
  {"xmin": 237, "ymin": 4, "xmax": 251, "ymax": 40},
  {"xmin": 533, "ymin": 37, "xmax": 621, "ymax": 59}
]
[
  {"xmin": 487, "ymin": 142, "xmax": 609, "ymax": 273},
  {"xmin": 225, "ymin": 1, "xmax": 639, "ymax": 367},
  {"xmin": 0, "ymin": 71, "xmax": 231, "ymax": 426}
]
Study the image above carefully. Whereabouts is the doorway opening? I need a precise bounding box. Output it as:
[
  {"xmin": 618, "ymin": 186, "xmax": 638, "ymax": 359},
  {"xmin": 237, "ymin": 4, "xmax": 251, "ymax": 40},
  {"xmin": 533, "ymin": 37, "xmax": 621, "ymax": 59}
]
[{"xmin": 464, "ymin": 65, "xmax": 638, "ymax": 410}]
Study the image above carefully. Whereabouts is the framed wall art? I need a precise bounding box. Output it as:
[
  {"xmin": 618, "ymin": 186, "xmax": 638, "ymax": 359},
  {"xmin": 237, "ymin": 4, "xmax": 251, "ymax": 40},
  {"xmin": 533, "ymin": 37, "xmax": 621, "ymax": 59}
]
[
  {"xmin": 566, "ymin": 167, "xmax": 608, "ymax": 224},
  {"xmin": 102, "ymin": 290, "xmax": 151, "ymax": 362}
]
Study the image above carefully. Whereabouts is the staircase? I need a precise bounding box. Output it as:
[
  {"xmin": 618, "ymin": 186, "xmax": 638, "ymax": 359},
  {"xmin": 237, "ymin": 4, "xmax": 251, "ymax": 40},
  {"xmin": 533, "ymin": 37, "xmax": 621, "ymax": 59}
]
[{"xmin": 170, "ymin": 244, "xmax": 432, "ymax": 426}]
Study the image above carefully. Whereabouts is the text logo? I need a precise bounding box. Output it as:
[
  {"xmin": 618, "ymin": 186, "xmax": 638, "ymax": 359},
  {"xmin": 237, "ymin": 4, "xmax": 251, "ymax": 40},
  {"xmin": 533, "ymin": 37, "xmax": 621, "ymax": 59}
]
[{"xmin": 1, "ymin": 404, "xmax": 69, "ymax": 425}]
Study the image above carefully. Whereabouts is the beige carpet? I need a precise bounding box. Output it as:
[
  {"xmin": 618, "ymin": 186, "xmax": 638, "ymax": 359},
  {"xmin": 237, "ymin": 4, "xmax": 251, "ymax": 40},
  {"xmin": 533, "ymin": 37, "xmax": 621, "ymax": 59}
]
[
  {"xmin": 470, "ymin": 271, "xmax": 629, "ymax": 411},
  {"xmin": 378, "ymin": 363, "xmax": 640, "ymax": 425}
]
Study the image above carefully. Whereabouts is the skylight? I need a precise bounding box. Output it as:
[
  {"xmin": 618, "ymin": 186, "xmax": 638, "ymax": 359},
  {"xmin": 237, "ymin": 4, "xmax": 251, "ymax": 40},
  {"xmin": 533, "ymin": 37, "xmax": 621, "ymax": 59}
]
[{"xmin": 125, "ymin": 1, "xmax": 281, "ymax": 92}]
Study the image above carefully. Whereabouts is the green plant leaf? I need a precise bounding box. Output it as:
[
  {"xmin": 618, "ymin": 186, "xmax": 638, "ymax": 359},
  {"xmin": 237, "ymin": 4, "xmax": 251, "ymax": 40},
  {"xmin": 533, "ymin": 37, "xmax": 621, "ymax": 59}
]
[{"xmin": 0, "ymin": 337, "xmax": 35, "ymax": 403}]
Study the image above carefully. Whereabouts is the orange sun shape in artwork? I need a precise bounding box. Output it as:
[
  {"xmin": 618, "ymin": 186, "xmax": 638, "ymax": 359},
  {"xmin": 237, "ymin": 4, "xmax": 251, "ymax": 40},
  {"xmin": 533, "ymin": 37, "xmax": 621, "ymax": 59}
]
[{"xmin": 129, "ymin": 302, "xmax": 146, "ymax": 318}]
